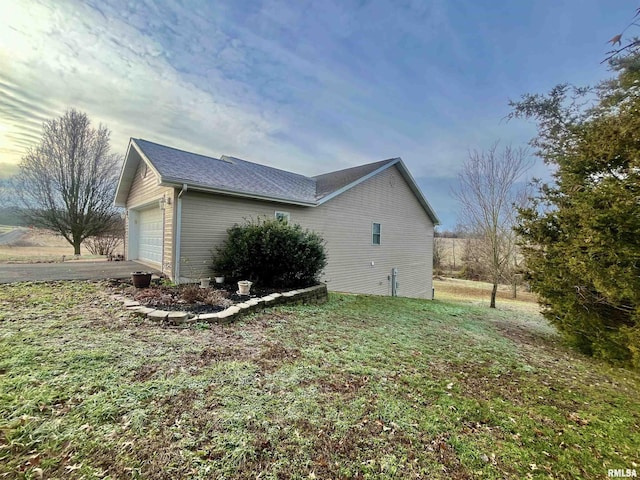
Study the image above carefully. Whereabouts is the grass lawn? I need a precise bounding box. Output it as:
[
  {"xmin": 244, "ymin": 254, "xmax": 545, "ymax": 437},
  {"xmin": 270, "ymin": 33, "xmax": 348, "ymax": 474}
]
[{"xmin": 1, "ymin": 282, "xmax": 638, "ymax": 479}]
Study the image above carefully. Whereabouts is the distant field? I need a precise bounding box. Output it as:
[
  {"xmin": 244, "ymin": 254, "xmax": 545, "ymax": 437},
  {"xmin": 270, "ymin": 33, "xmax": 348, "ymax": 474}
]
[
  {"xmin": 0, "ymin": 227, "xmax": 114, "ymax": 263},
  {"xmin": 434, "ymin": 276, "xmax": 536, "ymax": 302},
  {"xmin": 435, "ymin": 237, "xmax": 468, "ymax": 271}
]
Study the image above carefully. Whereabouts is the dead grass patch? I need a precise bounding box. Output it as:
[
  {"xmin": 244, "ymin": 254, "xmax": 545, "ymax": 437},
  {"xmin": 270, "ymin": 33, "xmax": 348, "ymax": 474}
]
[
  {"xmin": 308, "ymin": 372, "xmax": 371, "ymax": 398},
  {"xmin": 127, "ymin": 318, "xmax": 301, "ymax": 380},
  {"xmin": 132, "ymin": 363, "xmax": 160, "ymax": 382},
  {"xmin": 257, "ymin": 341, "xmax": 301, "ymax": 372},
  {"xmin": 300, "ymin": 416, "xmax": 471, "ymax": 479}
]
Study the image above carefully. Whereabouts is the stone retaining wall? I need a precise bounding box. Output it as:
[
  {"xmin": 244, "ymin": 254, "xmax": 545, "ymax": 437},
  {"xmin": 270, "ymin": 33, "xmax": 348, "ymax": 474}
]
[{"xmin": 114, "ymin": 284, "xmax": 328, "ymax": 325}]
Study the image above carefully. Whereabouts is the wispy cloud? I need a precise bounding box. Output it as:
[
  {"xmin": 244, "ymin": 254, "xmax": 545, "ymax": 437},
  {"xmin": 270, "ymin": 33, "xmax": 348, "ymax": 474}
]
[
  {"xmin": 0, "ymin": 0, "xmax": 627, "ymax": 226},
  {"xmin": 0, "ymin": 1, "xmax": 282, "ymax": 164}
]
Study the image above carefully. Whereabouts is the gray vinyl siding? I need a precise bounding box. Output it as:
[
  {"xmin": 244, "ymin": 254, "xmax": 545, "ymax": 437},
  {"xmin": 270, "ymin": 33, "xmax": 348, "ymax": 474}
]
[
  {"xmin": 125, "ymin": 159, "xmax": 175, "ymax": 276},
  {"xmin": 179, "ymin": 165, "xmax": 434, "ymax": 298}
]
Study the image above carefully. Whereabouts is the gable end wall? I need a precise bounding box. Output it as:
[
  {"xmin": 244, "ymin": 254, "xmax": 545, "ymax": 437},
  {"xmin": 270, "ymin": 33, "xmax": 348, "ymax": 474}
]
[{"xmin": 124, "ymin": 158, "xmax": 175, "ymax": 276}]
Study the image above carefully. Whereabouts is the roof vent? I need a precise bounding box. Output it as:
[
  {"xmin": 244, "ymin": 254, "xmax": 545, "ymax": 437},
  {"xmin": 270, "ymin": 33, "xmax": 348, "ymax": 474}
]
[{"xmin": 219, "ymin": 155, "xmax": 235, "ymax": 164}]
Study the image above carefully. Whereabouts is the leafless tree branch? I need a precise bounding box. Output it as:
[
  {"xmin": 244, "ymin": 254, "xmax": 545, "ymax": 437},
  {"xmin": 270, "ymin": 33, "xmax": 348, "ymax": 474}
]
[
  {"xmin": 14, "ymin": 109, "xmax": 122, "ymax": 255},
  {"xmin": 453, "ymin": 142, "xmax": 533, "ymax": 307}
]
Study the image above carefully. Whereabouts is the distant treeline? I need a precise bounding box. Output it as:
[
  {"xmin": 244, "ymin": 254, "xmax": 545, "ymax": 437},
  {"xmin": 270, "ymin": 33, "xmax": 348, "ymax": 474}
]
[
  {"xmin": 434, "ymin": 229, "xmax": 463, "ymax": 238},
  {"xmin": 0, "ymin": 207, "xmax": 26, "ymax": 226}
]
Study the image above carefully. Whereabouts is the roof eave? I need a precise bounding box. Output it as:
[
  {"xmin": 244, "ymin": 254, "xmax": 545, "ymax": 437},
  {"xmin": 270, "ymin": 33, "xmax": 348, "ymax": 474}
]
[
  {"xmin": 316, "ymin": 158, "xmax": 440, "ymax": 225},
  {"xmin": 159, "ymin": 177, "xmax": 317, "ymax": 207},
  {"xmin": 113, "ymin": 139, "xmax": 136, "ymax": 207},
  {"xmin": 316, "ymin": 158, "xmax": 401, "ymax": 206},
  {"xmin": 114, "ymin": 139, "xmax": 164, "ymax": 207},
  {"xmin": 394, "ymin": 159, "xmax": 441, "ymax": 225}
]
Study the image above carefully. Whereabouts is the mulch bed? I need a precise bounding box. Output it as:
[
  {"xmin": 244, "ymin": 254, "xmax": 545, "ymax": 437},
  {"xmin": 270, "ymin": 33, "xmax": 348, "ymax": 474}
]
[{"xmin": 110, "ymin": 279, "xmax": 290, "ymax": 315}]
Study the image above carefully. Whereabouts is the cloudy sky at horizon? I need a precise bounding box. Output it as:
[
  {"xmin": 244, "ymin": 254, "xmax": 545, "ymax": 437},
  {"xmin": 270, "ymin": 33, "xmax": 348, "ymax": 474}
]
[{"xmin": 0, "ymin": 0, "xmax": 631, "ymax": 228}]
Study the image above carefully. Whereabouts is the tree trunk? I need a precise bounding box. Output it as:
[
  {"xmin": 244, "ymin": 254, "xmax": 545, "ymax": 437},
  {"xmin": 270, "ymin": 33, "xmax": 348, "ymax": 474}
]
[
  {"xmin": 490, "ymin": 282, "xmax": 498, "ymax": 308},
  {"xmin": 73, "ymin": 237, "xmax": 82, "ymax": 255}
]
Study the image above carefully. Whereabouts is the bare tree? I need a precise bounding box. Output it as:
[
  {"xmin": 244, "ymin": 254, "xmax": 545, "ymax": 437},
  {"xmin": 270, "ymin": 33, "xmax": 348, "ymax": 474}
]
[
  {"xmin": 14, "ymin": 109, "xmax": 121, "ymax": 255},
  {"xmin": 453, "ymin": 143, "xmax": 531, "ymax": 308},
  {"xmin": 84, "ymin": 214, "xmax": 125, "ymax": 257},
  {"xmin": 432, "ymin": 230, "xmax": 446, "ymax": 275},
  {"xmin": 460, "ymin": 235, "xmax": 486, "ymax": 281},
  {"xmin": 0, "ymin": 178, "xmax": 13, "ymax": 209}
]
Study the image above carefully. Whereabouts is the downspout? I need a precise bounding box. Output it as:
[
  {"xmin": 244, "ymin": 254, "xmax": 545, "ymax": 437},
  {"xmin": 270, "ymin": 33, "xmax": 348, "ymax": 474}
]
[
  {"xmin": 123, "ymin": 210, "xmax": 127, "ymax": 260},
  {"xmin": 174, "ymin": 184, "xmax": 188, "ymax": 284}
]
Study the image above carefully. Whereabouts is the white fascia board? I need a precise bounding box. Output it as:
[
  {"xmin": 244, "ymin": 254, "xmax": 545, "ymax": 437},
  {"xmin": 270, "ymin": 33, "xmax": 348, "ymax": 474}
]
[
  {"xmin": 130, "ymin": 140, "xmax": 163, "ymax": 184},
  {"xmin": 114, "ymin": 139, "xmax": 164, "ymax": 207},
  {"xmin": 113, "ymin": 139, "xmax": 136, "ymax": 207},
  {"xmin": 394, "ymin": 159, "xmax": 441, "ymax": 225},
  {"xmin": 316, "ymin": 159, "xmax": 401, "ymax": 206},
  {"xmin": 158, "ymin": 177, "xmax": 317, "ymax": 207}
]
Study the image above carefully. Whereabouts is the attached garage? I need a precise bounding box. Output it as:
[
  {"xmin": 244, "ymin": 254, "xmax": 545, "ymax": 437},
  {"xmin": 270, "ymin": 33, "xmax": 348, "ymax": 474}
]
[{"xmin": 132, "ymin": 206, "xmax": 163, "ymax": 266}]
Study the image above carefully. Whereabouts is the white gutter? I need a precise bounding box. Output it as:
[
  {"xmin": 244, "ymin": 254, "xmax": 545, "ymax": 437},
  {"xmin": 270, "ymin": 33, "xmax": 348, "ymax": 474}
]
[
  {"xmin": 158, "ymin": 178, "xmax": 317, "ymax": 207},
  {"xmin": 174, "ymin": 184, "xmax": 188, "ymax": 283}
]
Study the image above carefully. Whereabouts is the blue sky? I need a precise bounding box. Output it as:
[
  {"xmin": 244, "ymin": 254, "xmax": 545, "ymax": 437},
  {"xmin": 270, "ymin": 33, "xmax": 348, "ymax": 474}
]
[{"xmin": 0, "ymin": 1, "xmax": 632, "ymax": 228}]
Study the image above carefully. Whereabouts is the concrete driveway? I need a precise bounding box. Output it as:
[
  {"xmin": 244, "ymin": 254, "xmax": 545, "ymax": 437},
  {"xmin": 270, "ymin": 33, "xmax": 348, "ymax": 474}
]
[{"xmin": 0, "ymin": 261, "xmax": 162, "ymax": 284}]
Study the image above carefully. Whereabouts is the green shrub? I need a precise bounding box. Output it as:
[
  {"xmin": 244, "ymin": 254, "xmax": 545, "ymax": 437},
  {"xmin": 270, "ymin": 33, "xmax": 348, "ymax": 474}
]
[{"xmin": 213, "ymin": 217, "xmax": 327, "ymax": 288}]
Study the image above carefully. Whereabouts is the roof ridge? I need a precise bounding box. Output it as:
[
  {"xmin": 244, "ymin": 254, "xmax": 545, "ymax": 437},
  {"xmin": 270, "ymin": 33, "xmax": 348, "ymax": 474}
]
[{"xmin": 220, "ymin": 154, "xmax": 315, "ymax": 181}]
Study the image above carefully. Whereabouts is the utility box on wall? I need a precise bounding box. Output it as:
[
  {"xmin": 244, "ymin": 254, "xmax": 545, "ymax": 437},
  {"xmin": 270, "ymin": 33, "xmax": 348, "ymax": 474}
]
[{"xmin": 390, "ymin": 267, "xmax": 398, "ymax": 296}]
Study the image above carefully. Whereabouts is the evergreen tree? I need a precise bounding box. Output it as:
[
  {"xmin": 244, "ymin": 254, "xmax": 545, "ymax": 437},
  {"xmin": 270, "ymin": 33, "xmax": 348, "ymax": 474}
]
[{"xmin": 510, "ymin": 55, "xmax": 640, "ymax": 367}]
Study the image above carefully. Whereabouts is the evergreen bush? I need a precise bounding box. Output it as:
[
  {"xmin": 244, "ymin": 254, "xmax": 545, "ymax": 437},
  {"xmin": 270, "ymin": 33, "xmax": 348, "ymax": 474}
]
[{"xmin": 213, "ymin": 217, "xmax": 327, "ymax": 288}]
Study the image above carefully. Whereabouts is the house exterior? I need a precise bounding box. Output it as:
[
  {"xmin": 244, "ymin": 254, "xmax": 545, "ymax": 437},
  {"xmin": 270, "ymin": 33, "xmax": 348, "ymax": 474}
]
[{"xmin": 114, "ymin": 139, "xmax": 439, "ymax": 298}]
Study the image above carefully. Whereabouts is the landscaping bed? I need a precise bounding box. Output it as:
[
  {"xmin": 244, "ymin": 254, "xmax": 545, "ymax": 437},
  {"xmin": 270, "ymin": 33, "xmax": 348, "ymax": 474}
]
[{"xmin": 111, "ymin": 280, "xmax": 293, "ymax": 315}]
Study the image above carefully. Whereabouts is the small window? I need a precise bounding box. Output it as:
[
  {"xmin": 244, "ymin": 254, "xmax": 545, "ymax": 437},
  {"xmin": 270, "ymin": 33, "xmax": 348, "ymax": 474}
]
[
  {"xmin": 275, "ymin": 211, "xmax": 290, "ymax": 223},
  {"xmin": 372, "ymin": 223, "xmax": 381, "ymax": 245}
]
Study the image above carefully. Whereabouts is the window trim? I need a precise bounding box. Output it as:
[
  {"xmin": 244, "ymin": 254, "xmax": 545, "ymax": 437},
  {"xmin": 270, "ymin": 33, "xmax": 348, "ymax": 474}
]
[
  {"xmin": 372, "ymin": 222, "xmax": 381, "ymax": 245},
  {"xmin": 275, "ymin": 211, "xmax": 290, "ymax": 222}
]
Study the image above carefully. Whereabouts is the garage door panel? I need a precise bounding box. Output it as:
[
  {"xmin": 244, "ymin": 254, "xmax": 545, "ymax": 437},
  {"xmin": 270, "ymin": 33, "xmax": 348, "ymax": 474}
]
[{"xmin": 138, "ymin": 208, "xmax": 162, "ymax": 264}]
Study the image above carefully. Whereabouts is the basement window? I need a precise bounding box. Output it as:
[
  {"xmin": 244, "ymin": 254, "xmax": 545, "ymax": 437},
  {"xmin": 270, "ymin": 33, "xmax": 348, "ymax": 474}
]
[
  {"xmin": 275, "ymin": 211, "xmax": 290, "ymax": 223},
  {"xmin": 372, "ymin": 223, "xmax": 381, "ymax": 245}
]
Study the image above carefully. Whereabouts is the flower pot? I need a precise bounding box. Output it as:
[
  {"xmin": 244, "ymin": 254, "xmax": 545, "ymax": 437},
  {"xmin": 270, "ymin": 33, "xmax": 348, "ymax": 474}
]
[
  {"xmin": 215, "ymin": 276, "xmax": 225, "ymax": 284},
  {"xmin": 237, "ymin": 280, "xmax": 253, "ymax": 295},
  {"xmin": 200, "ymin": 278, "xmax": 211, "ymax": 288},
  {"xmin": 132, "ymin": 271, "xmax": 152, "ymax": 288}
]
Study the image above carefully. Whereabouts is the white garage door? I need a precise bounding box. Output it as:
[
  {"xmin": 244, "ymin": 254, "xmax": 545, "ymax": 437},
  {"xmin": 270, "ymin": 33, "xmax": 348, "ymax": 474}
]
[{"xmin": 138, "ymin": 207, "xmax": 163, "ymax": 265}]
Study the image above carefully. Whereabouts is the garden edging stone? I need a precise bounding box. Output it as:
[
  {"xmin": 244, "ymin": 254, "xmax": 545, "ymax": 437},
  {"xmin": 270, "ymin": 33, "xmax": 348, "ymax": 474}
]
[{"xmin": 115, "ymin": 284, "xmax": 328, "ymax": 325}]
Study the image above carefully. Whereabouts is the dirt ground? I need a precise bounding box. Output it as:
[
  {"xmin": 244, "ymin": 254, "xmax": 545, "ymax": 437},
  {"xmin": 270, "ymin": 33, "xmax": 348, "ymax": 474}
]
[{"xmin": 0, "ymin": 227, "xmax": 121, "ymax": 263}]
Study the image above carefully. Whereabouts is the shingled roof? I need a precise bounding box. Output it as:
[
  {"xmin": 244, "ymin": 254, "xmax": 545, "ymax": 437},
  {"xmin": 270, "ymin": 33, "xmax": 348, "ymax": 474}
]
[
  {"xmin": 313, "ymin": 158, "xmax": 397, "ymax": 198},
  {"xmin": 114, "ymin": 138, "xmax": 439, "ymax": 223},
  {"xmin": 134, "ymin": 139, "xmax": 317, "ymax": 203}
]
